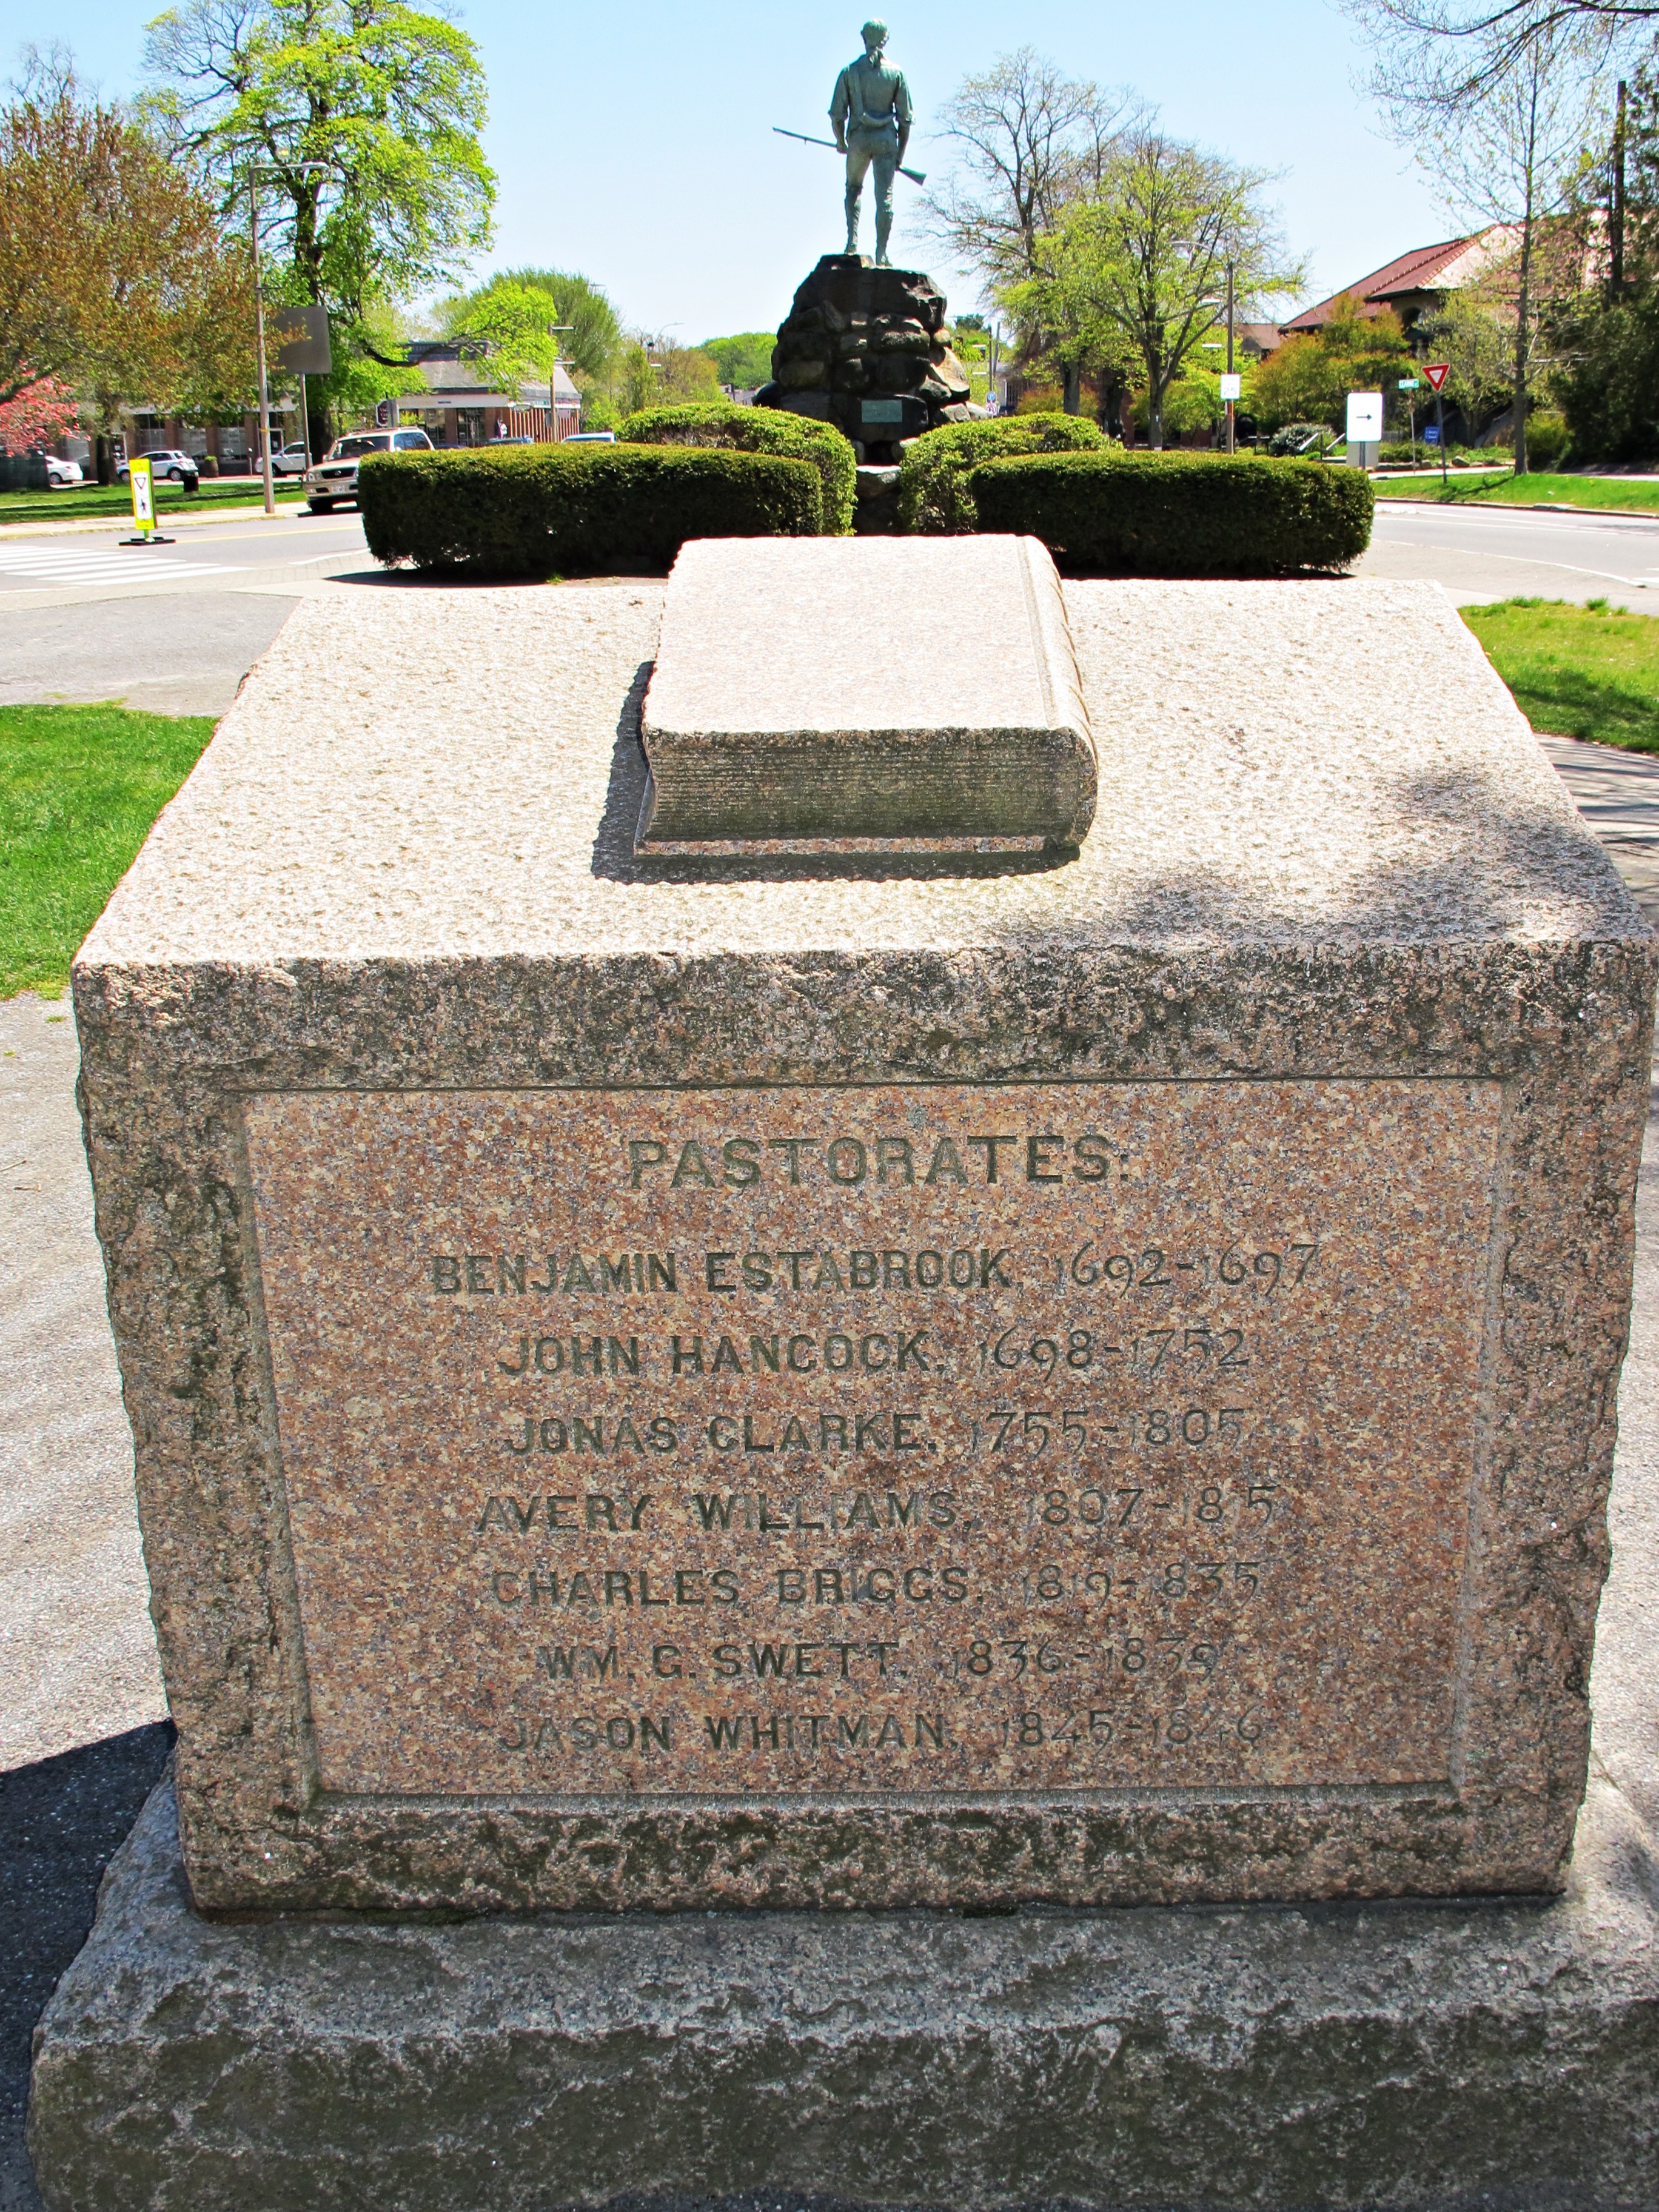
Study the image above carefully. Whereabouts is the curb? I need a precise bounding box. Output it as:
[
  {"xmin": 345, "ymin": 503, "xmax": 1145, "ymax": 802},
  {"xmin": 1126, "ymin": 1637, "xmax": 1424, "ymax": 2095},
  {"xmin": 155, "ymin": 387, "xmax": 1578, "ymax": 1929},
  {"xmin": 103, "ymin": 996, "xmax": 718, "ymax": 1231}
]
[{"xmin": 0, "ymin": 498, "xmax": 312, "ymax": 539}]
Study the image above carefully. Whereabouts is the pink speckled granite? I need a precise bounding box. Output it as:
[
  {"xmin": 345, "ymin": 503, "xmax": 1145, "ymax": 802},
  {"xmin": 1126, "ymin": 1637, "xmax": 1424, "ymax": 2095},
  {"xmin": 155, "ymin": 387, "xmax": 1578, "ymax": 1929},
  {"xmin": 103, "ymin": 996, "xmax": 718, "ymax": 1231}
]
[{"xmin": 70, "ymin": 577, "xmax": 1654, "ymax": 1913}]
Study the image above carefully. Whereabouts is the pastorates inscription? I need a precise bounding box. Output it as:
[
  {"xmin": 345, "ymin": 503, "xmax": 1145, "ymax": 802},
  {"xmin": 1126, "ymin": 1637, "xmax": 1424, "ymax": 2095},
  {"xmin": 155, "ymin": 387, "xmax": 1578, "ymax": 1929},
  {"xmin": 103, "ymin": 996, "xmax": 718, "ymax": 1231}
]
[{"xmin": 242, "ymin": 1081, "xmax": 1503, "ymax": 1800}]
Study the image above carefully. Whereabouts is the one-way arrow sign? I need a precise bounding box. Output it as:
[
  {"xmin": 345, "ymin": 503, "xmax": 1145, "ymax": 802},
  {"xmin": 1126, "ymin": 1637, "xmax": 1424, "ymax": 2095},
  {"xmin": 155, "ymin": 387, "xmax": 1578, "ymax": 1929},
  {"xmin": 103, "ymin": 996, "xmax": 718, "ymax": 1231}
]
[{"xmin": 1424, "ymin": 362, "xmax": 1450, "ymax": 391}]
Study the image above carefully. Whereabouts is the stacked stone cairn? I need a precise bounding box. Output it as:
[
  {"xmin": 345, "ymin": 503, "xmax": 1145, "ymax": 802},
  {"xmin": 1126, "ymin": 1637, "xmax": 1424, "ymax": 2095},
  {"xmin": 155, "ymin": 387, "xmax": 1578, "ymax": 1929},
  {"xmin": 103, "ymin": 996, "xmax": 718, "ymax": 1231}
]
[{"xmin": 756, "ymin": 254, "xmax": 982, "ymax": 526}]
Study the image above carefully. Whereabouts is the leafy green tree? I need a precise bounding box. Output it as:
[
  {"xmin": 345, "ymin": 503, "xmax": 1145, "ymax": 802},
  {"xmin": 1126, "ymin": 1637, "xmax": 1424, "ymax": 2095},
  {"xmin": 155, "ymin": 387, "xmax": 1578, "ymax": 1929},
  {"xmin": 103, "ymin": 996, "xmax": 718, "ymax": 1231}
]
[
  {"xmin": 440, "ymin": 279, "xmax": 563, "ymax": 387},
  {"xmin": 1014, "ymin": 127, "xmax": 1301, "ymax": 446},
  {"xmin": 1553, "ymin": 66, "xmax": 1659, "ymax": 455},
  {"xmin": 699, "ymin": 332, "xmax": 775, "ymax": 388},
  {"xmin": 1249, "ymin": 298, "xmax": 1412, "ymax": 431},
  {"xmin": 144, "ymin": 0, "xmax": 494, "ymax": 407},
  {"xmin": 463, "ymin": 266, "xmax": 622, "ymax": 384}
]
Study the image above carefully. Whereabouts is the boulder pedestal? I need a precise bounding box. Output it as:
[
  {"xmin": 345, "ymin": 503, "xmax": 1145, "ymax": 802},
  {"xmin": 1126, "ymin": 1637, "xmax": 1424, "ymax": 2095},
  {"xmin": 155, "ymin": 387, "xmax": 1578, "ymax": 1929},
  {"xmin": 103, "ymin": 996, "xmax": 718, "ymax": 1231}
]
[{"xmin": 756, "ymin": 254, "xmax": 980, "ymax": 461}]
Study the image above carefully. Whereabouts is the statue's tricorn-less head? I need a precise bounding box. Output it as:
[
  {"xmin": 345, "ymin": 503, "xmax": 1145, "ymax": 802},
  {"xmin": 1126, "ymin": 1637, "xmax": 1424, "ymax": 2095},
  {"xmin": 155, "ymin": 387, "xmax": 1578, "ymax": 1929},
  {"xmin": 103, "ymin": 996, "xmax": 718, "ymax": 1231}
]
[{"xmin": 862, "ymin": 19, "xmax": 888, "ymax": 55}]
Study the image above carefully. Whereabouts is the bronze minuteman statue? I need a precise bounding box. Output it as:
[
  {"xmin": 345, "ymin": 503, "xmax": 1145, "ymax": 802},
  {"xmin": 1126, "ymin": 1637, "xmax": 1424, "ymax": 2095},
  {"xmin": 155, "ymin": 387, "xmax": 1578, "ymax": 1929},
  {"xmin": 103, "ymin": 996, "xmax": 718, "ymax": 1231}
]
[{"xmin": 830, "ymin": 20, "xmax": 913, "ymax": 267}]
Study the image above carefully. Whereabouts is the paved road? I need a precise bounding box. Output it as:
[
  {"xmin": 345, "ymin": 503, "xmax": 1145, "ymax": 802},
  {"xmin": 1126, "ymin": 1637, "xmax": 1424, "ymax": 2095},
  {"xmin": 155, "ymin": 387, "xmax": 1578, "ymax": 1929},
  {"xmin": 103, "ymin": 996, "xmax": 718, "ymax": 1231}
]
[
  {"xmin": 0, "ymin": 508, "xmax": 375, "ymax": 715},
  {"xmin": 1360, "ymin": 497, "xmax": 1659, "ymax": 608},
  {"xmin": 0, "ymin": 506, "xmax": 372, "ymax": 605}
]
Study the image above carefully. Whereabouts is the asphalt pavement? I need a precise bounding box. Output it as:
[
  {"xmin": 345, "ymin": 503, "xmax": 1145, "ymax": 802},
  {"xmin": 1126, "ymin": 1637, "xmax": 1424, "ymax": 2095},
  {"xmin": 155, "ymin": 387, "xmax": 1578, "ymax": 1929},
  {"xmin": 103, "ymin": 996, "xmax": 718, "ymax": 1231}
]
[
  {"xmin": 0, "ymin": 506, "xmax": 375, "ymax": 715},
  {"xmin": 1359, "ymin": 496, "xmax": 1659, "ymax": 608}
]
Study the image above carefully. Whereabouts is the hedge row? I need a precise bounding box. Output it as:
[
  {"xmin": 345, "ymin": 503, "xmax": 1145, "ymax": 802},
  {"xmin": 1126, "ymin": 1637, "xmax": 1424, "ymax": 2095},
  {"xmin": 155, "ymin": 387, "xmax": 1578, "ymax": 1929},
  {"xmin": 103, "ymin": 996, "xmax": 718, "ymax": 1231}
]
[
  {"xmin": 620, "ymin": 403, "xmax": 856, "ymax": 534},
  {"xmin": 899, "ymin": 413, "xmax": 1110, "ymax": 534},
  {"xmin": 358, "ymin": 443, "xmax": 823, "ymax": 575},
  {"xmin": 968, "ymin": 449, "xmax": 1373, "ymax": 574}
]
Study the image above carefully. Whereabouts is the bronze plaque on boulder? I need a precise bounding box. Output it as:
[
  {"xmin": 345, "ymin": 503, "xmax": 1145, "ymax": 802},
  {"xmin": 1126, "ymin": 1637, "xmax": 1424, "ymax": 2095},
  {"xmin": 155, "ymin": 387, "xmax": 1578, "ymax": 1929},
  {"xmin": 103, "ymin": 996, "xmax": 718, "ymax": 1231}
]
[{"xmin": 245, "ymin": 1079, "xmax": 1501, "ymax": 1803}]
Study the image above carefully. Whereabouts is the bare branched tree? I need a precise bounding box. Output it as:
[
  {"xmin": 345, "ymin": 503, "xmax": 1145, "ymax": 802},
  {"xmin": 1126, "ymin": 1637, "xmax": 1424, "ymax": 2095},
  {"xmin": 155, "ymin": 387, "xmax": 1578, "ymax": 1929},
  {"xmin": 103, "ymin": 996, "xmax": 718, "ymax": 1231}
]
[
  {"xmin": 922, "ymin": 48, "xmax": 1145, "ymax": 296},
  {"xmin": 1342, "ymin": 0, "xmax": 1633, "ymax": 101},
  {"xmin": 1359, "ymin": 10, "xmax": 1612, "ymax": 466}
]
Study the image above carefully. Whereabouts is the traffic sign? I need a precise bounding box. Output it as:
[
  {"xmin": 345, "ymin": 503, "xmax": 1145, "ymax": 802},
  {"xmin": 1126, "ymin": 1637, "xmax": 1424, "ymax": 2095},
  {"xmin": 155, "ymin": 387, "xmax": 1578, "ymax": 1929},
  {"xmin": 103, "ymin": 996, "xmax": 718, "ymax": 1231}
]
[
  {"xmin": 1346, "ymin": 390, "xmax": 1384, "ymax": 442},
  {"xmin": 1398, "ymin": 378, "xmax": 1419, "ymax": 390},
  {"xmin": 1424, "ymin": 363, "xmax": 1450, "ymax": 392},
  {"xmin": 1219, "ymin": 372, "xmax": 1241, "ymax": 401}
]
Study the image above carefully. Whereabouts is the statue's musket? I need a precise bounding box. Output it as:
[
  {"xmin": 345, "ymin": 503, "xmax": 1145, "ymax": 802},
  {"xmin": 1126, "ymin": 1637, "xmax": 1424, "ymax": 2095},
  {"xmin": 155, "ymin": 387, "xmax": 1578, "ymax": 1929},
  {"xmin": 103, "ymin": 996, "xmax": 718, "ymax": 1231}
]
[{"xmin": 772, "ymin": 126, "xmax": 926, "ymax": 187}]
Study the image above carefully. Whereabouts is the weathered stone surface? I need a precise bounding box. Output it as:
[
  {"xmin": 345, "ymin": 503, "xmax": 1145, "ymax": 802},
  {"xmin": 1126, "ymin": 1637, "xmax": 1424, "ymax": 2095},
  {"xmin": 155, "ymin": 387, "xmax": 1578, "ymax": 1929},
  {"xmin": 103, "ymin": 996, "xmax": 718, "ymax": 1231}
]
[
  {"xmin": 25, "ymin": 1763, "xmax": 1659, "ymax": 2211},
  {"xmin": 637, "ymin": 537, "xmax": 1096, "ymax": 849},
  {"xmin": 68, "ymin": 577, "xmax": 1654, "ymax": 1915},
  {"xmin": 757, "ymin": 256, "xmax": 982, "ymax": 459}
]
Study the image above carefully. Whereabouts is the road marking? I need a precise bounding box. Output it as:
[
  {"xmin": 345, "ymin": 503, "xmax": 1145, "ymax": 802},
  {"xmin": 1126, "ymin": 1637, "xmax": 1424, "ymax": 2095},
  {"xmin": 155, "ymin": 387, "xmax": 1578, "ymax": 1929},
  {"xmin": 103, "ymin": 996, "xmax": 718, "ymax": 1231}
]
[{"xmin": 0, "ymin": 547, "xmax": 248, "ymax": 583}]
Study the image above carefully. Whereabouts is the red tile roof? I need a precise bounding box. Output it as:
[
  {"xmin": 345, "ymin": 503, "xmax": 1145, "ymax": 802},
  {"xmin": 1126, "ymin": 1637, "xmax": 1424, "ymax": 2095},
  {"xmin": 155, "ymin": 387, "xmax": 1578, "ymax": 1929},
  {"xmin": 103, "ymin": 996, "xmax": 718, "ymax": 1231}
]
[{"xmin": 1282, "ymin": 237, "xmax": 1478, "ymax": 332}]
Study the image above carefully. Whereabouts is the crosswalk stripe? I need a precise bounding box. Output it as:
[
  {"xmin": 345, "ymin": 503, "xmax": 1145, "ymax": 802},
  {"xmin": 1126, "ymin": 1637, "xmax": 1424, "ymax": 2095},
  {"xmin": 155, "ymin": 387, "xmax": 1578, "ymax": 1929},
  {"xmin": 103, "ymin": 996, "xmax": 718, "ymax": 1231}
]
[{"xmin": 0, "ymin": 551, "xmax": 247, "ymax": 580}]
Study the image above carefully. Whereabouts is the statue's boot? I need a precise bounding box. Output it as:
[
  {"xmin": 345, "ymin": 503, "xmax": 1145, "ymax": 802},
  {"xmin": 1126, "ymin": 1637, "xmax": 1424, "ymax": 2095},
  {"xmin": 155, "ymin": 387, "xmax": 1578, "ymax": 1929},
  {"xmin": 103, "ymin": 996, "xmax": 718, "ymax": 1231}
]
[
  {"xmin": 844, "ymin": 185, "xmax": 862, "ymax": 256},
  {"xmin": 874, "ymin": 206, "xmax": 893, "ymax": 267}
]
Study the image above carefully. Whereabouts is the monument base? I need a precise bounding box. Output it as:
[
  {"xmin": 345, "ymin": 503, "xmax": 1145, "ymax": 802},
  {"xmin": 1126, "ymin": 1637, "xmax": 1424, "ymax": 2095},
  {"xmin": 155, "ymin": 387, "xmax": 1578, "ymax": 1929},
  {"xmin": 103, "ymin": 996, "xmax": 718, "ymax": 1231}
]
[{"xmin": 27, "ymin": 1768, "xmax": 1659, "ymax": 2212}]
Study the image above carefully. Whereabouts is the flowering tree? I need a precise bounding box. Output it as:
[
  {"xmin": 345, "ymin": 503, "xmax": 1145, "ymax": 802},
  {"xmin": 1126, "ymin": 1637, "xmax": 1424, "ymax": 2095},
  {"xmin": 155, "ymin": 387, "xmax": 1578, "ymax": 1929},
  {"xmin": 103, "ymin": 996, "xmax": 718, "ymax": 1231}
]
[
  {"xmin": 0, "ymin": 378, "xmax": 79, "ymax": 452},
  {"xmin": 0, "ymin": 53, "xmax": 253, "ymax": 463}
]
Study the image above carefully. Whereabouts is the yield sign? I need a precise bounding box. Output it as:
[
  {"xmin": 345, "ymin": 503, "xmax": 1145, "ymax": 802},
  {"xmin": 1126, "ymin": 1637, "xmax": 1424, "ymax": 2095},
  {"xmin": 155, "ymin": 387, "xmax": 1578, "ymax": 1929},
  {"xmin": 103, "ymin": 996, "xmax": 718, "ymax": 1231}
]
[{"xmin": 1424, "ymin": 362, "xmax": 1451, "ymax": 392}]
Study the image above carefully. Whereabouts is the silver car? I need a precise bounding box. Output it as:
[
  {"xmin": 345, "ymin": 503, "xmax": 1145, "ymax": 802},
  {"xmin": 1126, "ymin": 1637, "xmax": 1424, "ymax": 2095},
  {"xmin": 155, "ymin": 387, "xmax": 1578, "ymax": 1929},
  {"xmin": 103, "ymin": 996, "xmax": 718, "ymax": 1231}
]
[{"xmin": 306, "ymin": 427, "xmax": 432, "ymax": 511}]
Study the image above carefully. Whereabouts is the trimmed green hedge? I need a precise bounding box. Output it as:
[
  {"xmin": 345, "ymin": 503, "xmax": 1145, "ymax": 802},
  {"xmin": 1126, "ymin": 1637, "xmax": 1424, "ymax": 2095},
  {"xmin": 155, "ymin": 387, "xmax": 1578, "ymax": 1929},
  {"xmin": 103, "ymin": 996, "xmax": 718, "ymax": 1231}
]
[
  {"xmin": 358, "ymin": 443, "xmax": 823, "ymax": 575},
  {"xmin": 900, "ymin": 413, "xmax": 1111, "ymax": 534},
  {"xmin": 620, "ymin": 402, "xmax": 856, "ymax": 535},
  {"xmin": 968, "ymin": 450, "xmax": 1373, "ymax": 575}
]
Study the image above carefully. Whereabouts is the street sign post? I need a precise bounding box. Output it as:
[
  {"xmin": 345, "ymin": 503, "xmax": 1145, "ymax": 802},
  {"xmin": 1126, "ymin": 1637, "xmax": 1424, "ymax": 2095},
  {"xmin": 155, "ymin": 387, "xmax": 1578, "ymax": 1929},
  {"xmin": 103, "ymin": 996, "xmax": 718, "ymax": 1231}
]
[
  {"xmin": 1425, "ymin": 363, "xmax": 1451, "ymax": 487},
  {"xmin": 1399, "ymin": 376, "xmax": 1420, "ymax": 462},
  {"xmin": 1346, "ymin": 390, "xmax": 1384, "ymax": 470}
]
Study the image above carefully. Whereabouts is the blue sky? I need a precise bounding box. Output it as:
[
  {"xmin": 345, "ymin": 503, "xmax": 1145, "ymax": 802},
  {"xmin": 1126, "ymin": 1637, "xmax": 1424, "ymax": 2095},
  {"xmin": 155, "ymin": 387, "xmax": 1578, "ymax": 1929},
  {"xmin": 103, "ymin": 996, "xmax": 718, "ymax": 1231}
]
[{"xmin": 28, "ymin": 0, "xmax": 1458, "ymax": 340}]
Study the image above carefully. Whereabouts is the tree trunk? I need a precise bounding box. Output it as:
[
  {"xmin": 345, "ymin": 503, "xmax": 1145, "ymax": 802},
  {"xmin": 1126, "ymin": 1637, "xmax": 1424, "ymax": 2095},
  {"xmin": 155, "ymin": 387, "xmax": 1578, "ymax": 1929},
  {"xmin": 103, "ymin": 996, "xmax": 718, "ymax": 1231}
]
[{"xmin": 1062, "ymin": 362, "xmax": 1081, "ymax": 415}]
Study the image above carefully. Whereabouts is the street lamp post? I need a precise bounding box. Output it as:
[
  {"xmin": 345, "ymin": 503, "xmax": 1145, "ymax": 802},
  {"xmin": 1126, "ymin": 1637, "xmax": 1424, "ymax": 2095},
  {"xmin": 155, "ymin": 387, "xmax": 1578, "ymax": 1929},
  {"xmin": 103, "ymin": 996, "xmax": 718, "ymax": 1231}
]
[
  {"xmin": 247, "ymin": 174, "xmax": 276, "ymax": 516},
  {"xmin": 247, "ymin": 160, "xmax": 334, "ymax": 514}
]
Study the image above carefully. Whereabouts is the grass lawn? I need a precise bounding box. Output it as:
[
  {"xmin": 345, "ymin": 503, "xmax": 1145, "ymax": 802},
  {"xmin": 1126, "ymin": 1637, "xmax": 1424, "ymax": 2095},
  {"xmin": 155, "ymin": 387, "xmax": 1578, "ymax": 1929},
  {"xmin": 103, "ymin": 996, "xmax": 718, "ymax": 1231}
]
[
  {"xmin": 1, "ymin": 703, "xmax": 215, "ymax": 997},
  {"xmin": 1462, "ymin": 597, "xmax": 1659, "ymax": 753},
  {"xmin": 1375, "ymin": 469, "xmax": 1659, "ymax": 512},
  {"xmin": 0, "ymin": 479, "xmax": 306, "ymax": 525}
]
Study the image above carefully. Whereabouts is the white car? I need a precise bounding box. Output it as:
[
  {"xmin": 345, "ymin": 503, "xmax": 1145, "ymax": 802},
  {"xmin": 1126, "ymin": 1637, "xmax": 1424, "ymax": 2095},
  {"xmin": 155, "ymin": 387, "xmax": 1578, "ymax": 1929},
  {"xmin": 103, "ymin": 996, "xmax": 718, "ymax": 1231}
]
[
  {"xmin": 272, "ymin": 443, "xmax": 312, "ymax": 477},
  {"xmin": 44, "ymin": 454, "xmax": 84, "ymax": 486},
  {"xmin": 306, "ymin": 427, "xmax": 432, "ymax": 511},
  {"xmin": 117, "ymin": 447, "xmax": 199, "ymax": 486}
]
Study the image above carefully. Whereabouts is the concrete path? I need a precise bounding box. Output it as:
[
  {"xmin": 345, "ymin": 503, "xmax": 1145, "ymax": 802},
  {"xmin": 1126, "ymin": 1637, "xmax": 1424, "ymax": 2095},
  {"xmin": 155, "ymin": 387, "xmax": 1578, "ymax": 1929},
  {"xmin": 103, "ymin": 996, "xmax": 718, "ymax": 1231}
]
[{"xmin": 0, "ymin": 997, "xmax": 164, "ymax": 1772}]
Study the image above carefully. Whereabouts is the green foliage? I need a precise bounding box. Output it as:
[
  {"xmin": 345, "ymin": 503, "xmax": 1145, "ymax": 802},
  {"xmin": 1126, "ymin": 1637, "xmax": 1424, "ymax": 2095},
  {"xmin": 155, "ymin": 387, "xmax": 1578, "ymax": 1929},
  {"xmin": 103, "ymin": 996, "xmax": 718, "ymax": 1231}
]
[
  {"xmin": 0, "ymin": 703, "xmax": 215, "ymax": 996},
  {"xmin": 468, "ymin": 268, "xmax": 622, "ymax": 384},
  {"xmin": 438, "ymin": 279, "xmax": 566, "ymax": 386},
  {"xmin": 144, "ymin": 0, "xmax": 495, "ymax": 371},
  {"xmin": 699, "ymin": 332, "xmax": 776, "ymax": 389},
  {"xmin": 620, "ymin": 403, "xmax": 856, "ymax": 534},
  {"xmin": 1463, "ymin": 596, "xmax": 1659, "ymax": 751},
  {"xmin": 1010, "ymin": 128, "xmax": 1302, "ymax": 446},
  {"xmin": 1524, "ymin": 408, "xmax": 1570, "ymax": 466},
  {"xmin": 967, "ymin": 450, "xmax": 1373, "ymax": 575},
  {"xmin": 899, "ymin": 412, "xmax": 1110, "ymax": 534},
  {"xmin": 1250, "ymin": 300, "xmax": 1413, "ymax": 433},
  {"xmin": 1557, "ymin": 292, "xmax": 1659, "ymax": 460},
  {"xmin": 357, "ymin": 443, "xmax": 823, "ymax": 576}
]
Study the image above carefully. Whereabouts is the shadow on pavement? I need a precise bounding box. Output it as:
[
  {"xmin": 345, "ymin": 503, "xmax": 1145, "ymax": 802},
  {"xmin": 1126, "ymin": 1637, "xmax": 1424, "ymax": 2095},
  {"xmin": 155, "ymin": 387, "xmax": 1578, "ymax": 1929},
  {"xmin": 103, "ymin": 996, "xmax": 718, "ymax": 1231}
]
[{"xmin": 1, "ymin": 1723, "xmax": 174, "ymax": 2212}]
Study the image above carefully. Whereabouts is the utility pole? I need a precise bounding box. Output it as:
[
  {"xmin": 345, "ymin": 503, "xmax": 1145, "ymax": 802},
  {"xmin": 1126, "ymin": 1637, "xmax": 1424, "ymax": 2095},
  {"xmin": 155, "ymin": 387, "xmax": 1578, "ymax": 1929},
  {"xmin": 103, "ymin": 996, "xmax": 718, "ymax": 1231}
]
[
  {"xmin": 1225, "ymin": 260, "xmax": 1236, "ymax": 455},
  {"xmin": 248, "ymin": 175, "xmax": 276, "ymax": 516},
  {"xmin": 1613, "ymin": 79, "xmax": 1629, "ymax": 299}
]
